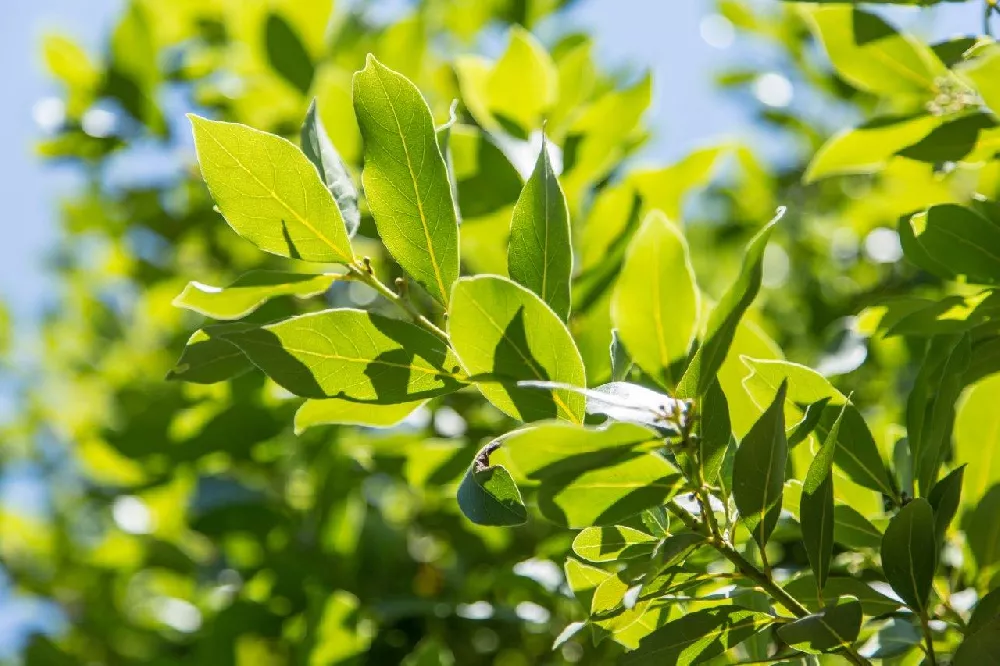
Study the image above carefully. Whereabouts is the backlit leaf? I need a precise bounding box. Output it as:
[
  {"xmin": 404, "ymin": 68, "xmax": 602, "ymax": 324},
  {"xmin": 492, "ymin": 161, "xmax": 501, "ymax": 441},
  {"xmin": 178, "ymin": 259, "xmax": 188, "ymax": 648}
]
[
  {"xmin": 776, "ymin": 596, "xmax": 862, "ymax": 654},
  {"xmin": 457, "ymin": 440, "xmax": 527, "ymax": 526},
  {"xmin": 621, "ymin": 607, "xmax": 773, "ymax": 666},
  {"xmin": 294, "ymin": 399, "xmax": 425, "ymax": 434},
  {"xmin": 881, "ymin": 498, "xmax": 936, "ymax": 613},
  {"xmin": 572, "ymin": 526, "xmax": 658, "ymax": 562},
  {"xmin": 173, "ymin": 271, "xmax": 339, "ymax": 320},
  {"xmin": 955, "ymin": 373, "xmax": 1000, "ymax": 509},
  {"xmin": 167, "ymin": 324, "xmax": 254, "ymax": 385}
]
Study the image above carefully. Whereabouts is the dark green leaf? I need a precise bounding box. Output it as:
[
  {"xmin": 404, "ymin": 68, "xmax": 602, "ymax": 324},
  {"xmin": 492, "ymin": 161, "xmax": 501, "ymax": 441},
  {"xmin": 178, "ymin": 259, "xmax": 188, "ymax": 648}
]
[
  {"xmin": 783, "ymin": 574, "xmax": 902, "ymax": 617},
  {"xmin": 898, "ymin": 112, "xmax": 998, "ymax": 163},
  {"xmin": 864, "ymin": 618, "xmax": 922, "ymax": 659},
  {"xmin": 222, "ymin": 309, "xmax": 463, "ymax": 401},
  {"xmin": 167, "ymin": 323, "xmax": 255, "ymax": 384},
  {"xmin": 968, "ymin": 587, "xmax": 1000, "ymax": 636},
  {"xmin": 457, "ymin": 440, "xmax": 527, "ymax": 526},
  {"xmin": 621, "ymin": 607, "xmax": 773, "ymax": 666},
  {"xmin": 801, "ymin": 405, "xmax": 843, "ymax": 591},
  {"xmin": 265, "ymin": 13, "xmax": 314, "ymax": 94},
  {"xmin": 904, "ymin": 204, "xmax": 1000, "ymax": 286},
  {"xmin": 927, "ymin": 465, "xmax": 965, "ymax": 544},
  {"xmin": 969, "ymin": 485, "xmax": 1000, "ymax": 573},
  {"xmin": 508, "ymin": 136, "xmax": 572, "ymax": 320},
  {"xmin": 953, "ymin": 615, "xmax": 1000, "ymax": 665},
  {"xmin": 353, "ymin": 55, "xmax": 459, "ymax": 306},
  {"xmin": 677, "ymin": 211, "xmax": 780, "ymax": 398},
  {"xmin": 776, "ymin": 596, "xmax": 863, "ymax": 654},
  {"xmin": 734, "ymin": 379, "xmax": 788, "ymax": 551},
  {"xmin": 833, "ymin": 505, "xmax": 884, "ymax": 551},
  {"xmin": 302, "ymin": 99, "xmax": 360, "ymax": 238},
  {"xmin": 881, "ymin": 498, "xmax": 936, "ymax": 613}
]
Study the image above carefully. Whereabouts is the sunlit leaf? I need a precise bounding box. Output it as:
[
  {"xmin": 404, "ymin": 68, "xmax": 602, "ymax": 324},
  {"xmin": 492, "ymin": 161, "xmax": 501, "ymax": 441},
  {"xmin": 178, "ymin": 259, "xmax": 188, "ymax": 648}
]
[{"xmin": 173, "ymin": 271, "xmax": 339, "ymax": 320}]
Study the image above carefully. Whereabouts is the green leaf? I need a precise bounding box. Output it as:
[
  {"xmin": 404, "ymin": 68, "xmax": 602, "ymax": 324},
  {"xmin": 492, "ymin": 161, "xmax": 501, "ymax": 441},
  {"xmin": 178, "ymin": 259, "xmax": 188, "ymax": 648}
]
[
  {"xmin": 881, "ymin": 498, "xmax": 936, "ymax": 613},
  {"xmin": 833, "ymin": 505, "xmax": 884, "ymax": 551},
  {"xmin": 968, "ymin": 587, "xmax": 1000, "ymax": 636},
  {"xmin": 734, "ymin": 379, "xmax": 788, "ymax": 552},
  {"xmin": 173, "ymin": 271, "xmax": 339, "ymax": 320},
  {"xmin": 898, "ymin": 112, "xmax": 998, "ymax": 163},
  {"xmin": 612, "ymin": 210, "xmax": 699, "ymax": 388},
  {"xmin": 264, "ymin": 13, "xmax": 314, "ymax": 94},
  {"xmin": 783, "ymin": 574, "xmax": 902, "ymax": 617},
  {"xmin": 886, "ymin": 291, "xmax": 1000, "ymax": 338},
  {"xmin": 294, "ymin": 399, "xmax": 425, "ymax": 434},
  {"xmin": 448, "ymin": 124, "xmax": 522, "ymax": 219},
  {"xmin": 222, "ymin": 309, "xmax": 463, "ymax": 401},
  {"xmin": 863, "ymin": 618, "xmax": 922, "ymax": 659},
  {"xmin": 188, "ymin": 115, "xmax": 354, "ymax": 264},
  {"xmin": 308, "ymin": 591, "xmax": 372, "ymax": 665},
  {"xmin": 953, "ymin": 615, "xmax": 1000, "ymax": 665},
  {"xmin": 776, "ymin": 596, "xmax": 862, "ymax": 655},
  {"xmin": 649, "ymin": 533, "xmax": 706, "ymax": 572},
  {"xmin": 742, "ymin": 358, "xmax": 898, "ymax": 500},
  {"xmin": 798, "ymin": 6, "xmax": 946, "ymax": 97},
  {"xmin": 804, "ymin": 114, "xmax": 942, "ymax": 183},
  {"xmin": 968, "ymin": 485, "xmax": 1000, "ymax": 573},
  {"xmin": 955, "ymin": 373, "xmax": 1000, "ymax": 509},
  {"xmin": 621, "ymin": 607, "xmax": 773, "ymax": 666},
  {"xmin": 167, "ymin": 324, "xmax": 255, "ymax": 385},
  {"xmin": 927, "ymin": 465, "xmax": 965, "ymax": 543},
  {"xmin": 565, "ymin": 558, "xmax": 611, "ymax": 610},
  {"xmin": 572, "ymin": 526, "xmax": 658, "ymax": 562},
  {"xmin": 536, "ymin": 452, "xmax": 683, "ymax": 528},
  {"xmin": 302, "ymin": 99, "xmax": 360, "ymax": 238},
  {"xmin": 905, "ymin": 204, "xmax": 1000, "ymax": 286},
  {"xmin": 959, "ymin": 44, "xmax": 1000, "ymax": 118},
  {"xmin": 353, "ymin": 55, "xmax": 459, "ymax": 305},
  {"xmin": 449, "ymin": 275, "xmax": 586, "ymax": 423},
  {"xmin": 678, "ymin": 210, "xmax": 780, "ymax": 398},
  {"xmin": 699, "ymin": 381, "xmax": 732, "ymax": 486},
  {"xmin": 507, "ymin": 136, "xmax": 572, "ymax": 320},
  {"xmin": 457, "ymin": 440, "xmax": 527, "ymax": 526},
  {"xmin": 591, "ymin": 571, "xmax": 630, "ymax": 615},
  {"xmin": 801, "ymin": 405, "xmax": 843, "ymax": 591}
]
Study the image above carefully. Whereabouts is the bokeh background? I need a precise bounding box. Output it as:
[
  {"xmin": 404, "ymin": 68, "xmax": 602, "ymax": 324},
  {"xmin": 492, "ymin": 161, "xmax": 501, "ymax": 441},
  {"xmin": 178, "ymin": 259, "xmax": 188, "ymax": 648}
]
[{"xmin": 0, "ymin": 0, "xmax": 989, "ymax": 660}]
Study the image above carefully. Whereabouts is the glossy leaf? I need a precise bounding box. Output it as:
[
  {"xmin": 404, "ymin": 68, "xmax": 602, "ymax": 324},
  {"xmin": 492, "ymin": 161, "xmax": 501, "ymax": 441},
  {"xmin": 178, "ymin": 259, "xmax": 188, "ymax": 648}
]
[
  {"xmin": 457, "ymin": 441, "xmax": 527, "ymax": 526},
  {"xmin": 880, "ymin": 498, "xmax": 936, "ymax": 613},
  {"xmin": 776, "ymin": 596, "xmax": 863, "ymax": 655},
  {"xmin": 353, "ymin": 56, "xmax": 459, "ymax": 305},
  {"xmin": 678, "ymin": 210, "xmax": 781, "ymax": 398},
  {"xmin": 294, "ymin": 399, "xmax": 425, "ymax": 434},
  {"xmin": 798, "ymin": 6, "xmax": 946, "ymax": 97},
  {"xmin": 572, "ymin": 526, "xmax": 658, "ymax": 562},
  {"xmin": 801, "ymin": 405, "xmax": 843, "ymax": 591},
  {"xmin": 612, "ymin": 210, "xmax": 699, "ymax": 388},
  {"xmin": 507, "ymin": 136, "xmax": 572, "ymax": 320},
  {"xmin": 188, "ymin": 115, "xmax": 354, "ymax": 264},
  {"xmin": 449, "ymin": 276, "xmax": 586, "ymax": 422},
  {"xmin": 621, "ymin": 607, "xmax": 773, "ymax": 666},
  {"xmin": 222, "ymin": 309, "xmax": 463, "ymax": 401},
  {"xmin": 173, "ymin": 272, "xmax": 339, "ymax": 320},
  {"xmin": 301, "ymin": 99, "xmax": 360, "ymax": 238},
  {"xmin": 734, "ymin": 379, "xmax": 788, "ymax": 551},
  {"xmin": 742, "ymin": 358, "xmax": 898, "ymax": 500}
]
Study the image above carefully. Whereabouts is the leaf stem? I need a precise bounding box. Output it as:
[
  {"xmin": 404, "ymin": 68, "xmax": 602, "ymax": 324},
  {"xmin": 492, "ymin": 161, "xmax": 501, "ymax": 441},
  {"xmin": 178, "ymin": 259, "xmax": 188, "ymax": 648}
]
[
  {"xmin": 665, "ymin": 502, "xmax": 873, "ymax": 666},
  {"xmin": 920, "ymin": 611, "xmax": 938, "ymax": 666},
  {"xmin": 347, "ymin": 262, "xmax": 450, "ymax": 342}
]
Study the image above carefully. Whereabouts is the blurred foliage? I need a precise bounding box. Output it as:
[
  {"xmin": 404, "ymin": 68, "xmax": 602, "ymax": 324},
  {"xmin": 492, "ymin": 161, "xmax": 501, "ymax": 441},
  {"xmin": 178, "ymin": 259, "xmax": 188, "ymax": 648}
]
[{"xmin": 5, "ymin": 0, "xmax": 1000, "ymax": 664}]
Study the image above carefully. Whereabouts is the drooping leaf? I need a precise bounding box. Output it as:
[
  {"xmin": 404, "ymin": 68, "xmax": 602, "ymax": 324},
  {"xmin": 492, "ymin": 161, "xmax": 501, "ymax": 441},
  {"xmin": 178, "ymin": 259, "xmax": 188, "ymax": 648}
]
[
  {"xmin": 572, "ymin": 526, "xmax": 658, "ymax": 562},
  {"xmin": 167, "ymin": 324, "xmax": 255, "ymax": 385},
  {"xmin": 677, "ymin": 209, "xmax": 781, "ymax": 398},
  {"xmin": 302, "ymin": 99, "xmax": 361, "ymax": 238},
  {"xmin": 457, "ymin": 440, "xmax": 527, "ymax": 526},
  {"xmin": 188, "ymin": 115, "xmax": 354, "ymax": 264},
  {"xmin": 800, "ymin": 405, "xmax": 843, "ymax": 591},
  {"xmin": 880, "ymin": 498, "xmax": 936, "ymax": 613},
  {"xmin": 776, "ymin": 596, "xmax": 863, "ymax": 655},
  {"xmin": 294, "ymin": 399, "xmax": 425, "ymax": 434},
  {"xmin": 804, "ymin": 114, "xmax": 942, "ymax": 182},
  {"xmin": 621, "ymin": 607, "xmax": 773, "ymax": 666},
  {"xmin": 449, "ymin": 276, "xmax": 586, "ymax": 422},
  {"xmin": 927, "ymin": 465, "xmax": 965, "ymax": 543},
  {"xmin": 955, "ymin": 373, "xmax": 1000, "ymax": 510},
  {"xmin": 742, "ymin": 358, "xmax": 898, "ymax": 500},
  {"xmin": 173, "ymin": 271, "xmax": 339, "ymax": 320},
  {"xmin": 507, "ymin": 136, "xmax": 572, "ymax": 320},
  {"xmin": 734, "ymin": 379, "xmax": 788, "ymax": 552},
  {"xmin": 798, "ymin": 6, "xmax": 946, "ymax": 97},
  {"xmin": 222, "ymin": 309, "xmax": 463, "ymax": 402},
  {"xmin": 612, "ymin": 210, "xmax": 699, "ymax": 388},
  {"xmin": 783, "ymin": 574, "xmax": 902, "ymax": 617},
  {"xmin": 353, "ymin": 55, "xmax": 459, "ymax": 305},
  {"xmin": 904, "ymin": 204, "xmax": 1000, "ymax": 286}
]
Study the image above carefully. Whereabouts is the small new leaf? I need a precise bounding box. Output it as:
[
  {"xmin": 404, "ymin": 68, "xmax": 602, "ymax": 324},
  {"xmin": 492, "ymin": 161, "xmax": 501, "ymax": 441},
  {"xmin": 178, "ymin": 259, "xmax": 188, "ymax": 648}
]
[{"xmin": 302, "ymin": 99, "xmax": 361, "ymax": 238}]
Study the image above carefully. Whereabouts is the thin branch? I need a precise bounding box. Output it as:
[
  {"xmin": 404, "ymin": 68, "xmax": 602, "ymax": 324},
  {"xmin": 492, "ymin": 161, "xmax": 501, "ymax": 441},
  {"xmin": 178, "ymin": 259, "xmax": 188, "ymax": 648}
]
[{"xmin": 347, "ymin": 262, "xmax": 449, "ymax": 342}]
